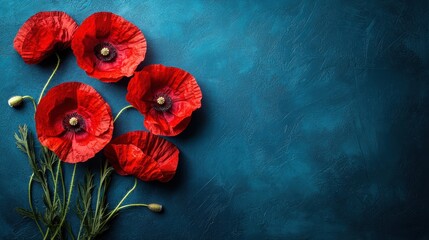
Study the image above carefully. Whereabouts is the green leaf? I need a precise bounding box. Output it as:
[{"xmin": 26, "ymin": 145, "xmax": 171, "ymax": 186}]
[{"xmin": 16, "ymin": 208, "xmax": 36, "ymax": 220}]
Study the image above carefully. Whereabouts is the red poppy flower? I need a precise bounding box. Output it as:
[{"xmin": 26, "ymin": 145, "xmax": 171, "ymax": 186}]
[
  {"xmin": 14, "ymin": 11, "xmax": 78, "ymax": 64},
  {"xmin": 126, "ymin": 64, "xmax": 202, "ymax": 136},
  {"xmin": 35, "ymin": 82, "xmax": 113, "ymax": 163},
  {"xmin": 71, "ymin": 12, "xmax": 147, "ymax": 83},
  {"xmin": 104, "ymin": 131, "xmax": 179, "ymax": 182}
]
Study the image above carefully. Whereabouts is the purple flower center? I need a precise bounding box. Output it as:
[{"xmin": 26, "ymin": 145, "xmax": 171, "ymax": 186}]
[
  {"xmin": 153, "ymin": 94, "xmax": 172, "ymax": 112},
  {"xmin": 63, "ymin": 112, "xmax": 85, "ymax": 133},
  {"xmin": 94, "ymin": 42, "xmax": 117, "ymax": 62}
]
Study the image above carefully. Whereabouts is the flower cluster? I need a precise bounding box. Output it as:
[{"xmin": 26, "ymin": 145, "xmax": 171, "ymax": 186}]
[
  {"xmin": 11, "ymin": 11, "xmax": 202, "ymax": 239},
  {"xmin": 14, "ymin": 11, "xmax": 202, "ymax": 179}
]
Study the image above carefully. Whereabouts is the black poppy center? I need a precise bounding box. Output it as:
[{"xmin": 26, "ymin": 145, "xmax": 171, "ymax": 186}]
[
  {"xmin": 94, "ymin": 42, "xmax": 117, "ymax": 62},
  {"xmin": 63, "ymin": 112, "xmax": 86, "ymax": 133},
  {"xmin": 153, "ymin": 94, "xmax": 172, "ymax": 112}
]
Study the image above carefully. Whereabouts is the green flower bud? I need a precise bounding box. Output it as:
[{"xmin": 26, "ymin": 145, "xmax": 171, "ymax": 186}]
[
  {"xmin": 8, "ymin": 96, "xmax": 23, "ymax": 108},
  {"xmin": 147, "ymin": 203, "xmax": 163, "ymax": 213}
]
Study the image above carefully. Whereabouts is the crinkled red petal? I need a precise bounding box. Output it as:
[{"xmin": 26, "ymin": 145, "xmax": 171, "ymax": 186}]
[
  {"xmin": 105, "ymin": 144, "xmax": 165, "ymax": 181},
  {"xmin": 143, "ymin": 108, "xmax": 170, "ymax": 135},
  {"xmin": 35, "ymin": 82, "xmax": 113, "ymax": 163},
  {"xmin": 144, "ymin": 112, "xmax": 192, "ymax": 136},
  {"xmin": 76, "ymin": 84, "xmax": 112, "ymax": 136},
  {"xmin": 71, "ymin": 12, "xmax": 146, "ymax": 82},
  {"xmin": 126, "ymin": 64, "xmax": 202, "ymax": 136},
  {"xmin": 126, "ymin": 71, "xmax": 153, "ymax": 114},
  {"xmin": 14, "ymin": 11, "xmax": 78, "ymax": 64},
  {"xmin": 104, "ymin": 131, "xmax": 179, "ymax": 182}
]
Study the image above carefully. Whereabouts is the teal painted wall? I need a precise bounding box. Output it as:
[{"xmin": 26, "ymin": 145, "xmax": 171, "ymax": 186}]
[{"xmin": 1, "ymin": 1, "xmax": 428, "ymax": 239}]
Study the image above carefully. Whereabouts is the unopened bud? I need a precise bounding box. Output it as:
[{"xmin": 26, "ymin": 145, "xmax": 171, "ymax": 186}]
[
  {"xmin": 8, "ymin": 96, "xmax": 23, "ymax": 108},
  {"xmin": 147, "ymin": 203, "xmax": 163, "ymax": 213}
]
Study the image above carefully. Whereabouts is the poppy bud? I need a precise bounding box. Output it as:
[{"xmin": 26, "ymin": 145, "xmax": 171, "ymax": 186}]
[
  {"xmin": 8, "ymin": 96, "xmax": 23, "ymax": 107},
  {"xmin": 147, "ymin": 203, "xmax": 163, "ymax": 213}
]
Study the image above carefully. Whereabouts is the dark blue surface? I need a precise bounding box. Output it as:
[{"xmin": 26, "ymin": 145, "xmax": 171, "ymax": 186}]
[{"xmin": 1, "ymin": 1, "xmax": 429, "ymax": 239}]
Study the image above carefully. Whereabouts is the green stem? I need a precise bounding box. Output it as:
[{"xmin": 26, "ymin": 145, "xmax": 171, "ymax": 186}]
[
  {"xmin": 106, "ymin": 178, "xmax": 138, "ymax": 222},
  {"xmin": 117, "ymin": 203, "xmax": 148, "ymax": 211},
  {"xmin": 76, "ymin": 198, "xmax": 91, "ymax": 240},
  {"xmin": 42, "ymin": 228, "xmax": 50, "ymax": 240},
  {"xmin": 28, "ymin": 174, "xmax": 44, "ymax": 237},
  {"xmin": 53, "ymin": 160, "xmax": 61, "ymax": 205},
  {"xmin": 22, "ymin": 96, "xmax": 37, "ymax": 111},
  {"xmin": 59, "ymin": 163, "xmax": 66, "ymax": 207},
  {"xmin": 40, "ymin": 148, "xmax": 54, "ymax": 209},
  {"xmin": 113, "ymin": 105, "xmax": 134, "ymax": 122},
  {"xmin": 38, "ymin": 53, "xmax": 60, "ymax": 104},
  {"xmin": 41, "ymin": 178, "xmax": 53, "ymax": 209},
  {"xmin": 94, "ymin": 161, "xmax": 104, "ymax": 218},
  {"xmin": 50, "ymin": 163, "xmax": 77, "ymax": 239}
]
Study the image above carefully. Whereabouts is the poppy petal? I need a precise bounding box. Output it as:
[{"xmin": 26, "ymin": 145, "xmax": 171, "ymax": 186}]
[
  {"xmin": 144, "ymin": 108, "xmax": 171, "ymax": 135},
  {"xmin": 126, "ymin": 64, "xmax": 202, "ymax": 136},
  {"xmin": 71, "ymin": 12, "xmax": 146, "ymax": 82},
  {"xmin": 76, "ymin": 84, "xmax": 113, "ymax": 136},
  {"xmin": 126, "ymin": 71, "xmax": 153, "ymax": 113},
  {"xmin": 36, "ymin": 82, "xmax": 113, "ymax": 163},
  {"xmin": 14, "ymin": 11, "xmax": 78, "ymax": 64},
  {"xmin": 106, "ymin": 144, "xmax": 164, "ymax": 181},
  {"xmin": 104, "ymin": 131, "xmax": 179, "ymax": 182}
]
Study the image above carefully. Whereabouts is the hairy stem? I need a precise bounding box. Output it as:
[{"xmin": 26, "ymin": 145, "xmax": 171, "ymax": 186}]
[
  {"xmin": 49, "ymin": 163, "xmax": 77, "ymax": 239},
  {"xmin": 42, "ymin": 228, "xmax": 50, "ymax": 240},
  {"xmin": 76, "ymin": 200, "xmax": 91, "ymax": 240},
  {"xmin": 94, "ymin": 162, "xmax": 104, "ymax": 218},
  {"xmin": 53, "ymin": 160, "xmax": 61, "ymax": 207},
  {"xmin": 28, "ymin": 174, "xmax": 44, "ymax": 237}
]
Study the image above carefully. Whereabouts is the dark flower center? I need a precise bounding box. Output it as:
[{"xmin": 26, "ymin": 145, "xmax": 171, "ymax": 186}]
[
  {"xmin": 153, "ymin": 94, "xmax": 172, "ymax": 112},
  {"xmin": 94, "ymin": 42, "xmax": 117, "ymax": 62},
  {"xmin": 63, "ymin": 112, "xmax": 85, "ymax": 133}
]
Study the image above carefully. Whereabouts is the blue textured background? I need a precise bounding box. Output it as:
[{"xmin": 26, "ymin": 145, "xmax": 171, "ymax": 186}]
[{"xmin": 1, "ymin": 1, "xmax": 429, "ymax": 239}]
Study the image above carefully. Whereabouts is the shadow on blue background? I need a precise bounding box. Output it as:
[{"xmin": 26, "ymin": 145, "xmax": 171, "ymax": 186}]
[{"xmin": 1, "ymin": 0, "xmax": 429, "ymax": 239}]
